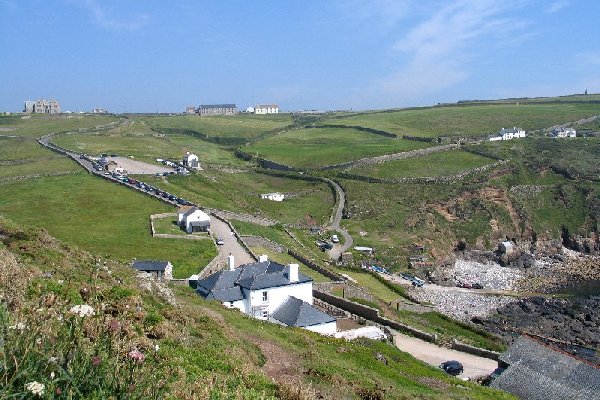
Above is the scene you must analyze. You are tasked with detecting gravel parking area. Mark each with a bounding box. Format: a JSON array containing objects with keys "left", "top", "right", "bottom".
[{"left": 109, "top": 157, "right": 173, "bottom": 175}]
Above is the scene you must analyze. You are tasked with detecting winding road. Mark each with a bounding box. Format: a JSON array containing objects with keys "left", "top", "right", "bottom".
[{"left": 323, "top": 177, "right": 353, "bottom": 260}]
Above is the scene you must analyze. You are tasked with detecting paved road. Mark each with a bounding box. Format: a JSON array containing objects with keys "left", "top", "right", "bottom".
[
  {"left": 393, "top": 332, "right": 498, "bottom": 379},
  {"left": 323, "top": 178, "right": 353, "bottom": 260},
  {"left": 210, "top": 217, "right": 255, "bottom": 268}
]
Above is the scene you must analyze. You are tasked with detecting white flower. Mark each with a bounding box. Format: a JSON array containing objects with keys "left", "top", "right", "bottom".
[
  {"left": 8, "top": 322, "right": 26, "bottom": 330},
  {"left": 48, "top": 356, "right": 58, "bottom": 363},
  {"left": 68, "top": 304, "right": 95, "bottom": 318},
  {"left": 26, "top": 381, "right": 45, "bottom": 396},
  {"left": 50, "top": 372, "right": 55, "bottom": 379},
  {"left": 57, "top": 280, "right": 64, "bottom": 285},
  {"left": 154, "top": 344, "right": 160, "bottom": 352}
]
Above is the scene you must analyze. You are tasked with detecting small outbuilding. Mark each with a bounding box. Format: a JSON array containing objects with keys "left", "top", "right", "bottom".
[
  {"left": 178, "top": 206, "right": 210, "bottom": 233},
  {"left": 132, "top": 260, "right": 173, "bottom": 280},
  {"left": 260, "top": 192, "right": 285, "bottom": 202},
  {"left": 182, "top": 152, "right": 200, "bottom": 169}
]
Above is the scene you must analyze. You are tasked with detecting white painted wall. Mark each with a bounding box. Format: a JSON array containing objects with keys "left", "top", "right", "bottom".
[{"left": 248, "top": 281, "right": 313, "bottom": 318}]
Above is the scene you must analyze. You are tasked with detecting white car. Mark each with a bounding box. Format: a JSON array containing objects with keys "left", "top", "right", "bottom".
[{"left": 331, "top": 234, "right": 340, "bottom": 243}]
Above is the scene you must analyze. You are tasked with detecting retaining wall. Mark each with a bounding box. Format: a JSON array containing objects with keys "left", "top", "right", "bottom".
[
  {"left": 313, "top": 290, "right": 437, "bottom": 343},
  {"left": 288, "top": 249, "right": 344, "bottom": 281},
  {"left": 451, "top": 339, "right": 500, "bottom": 361}
]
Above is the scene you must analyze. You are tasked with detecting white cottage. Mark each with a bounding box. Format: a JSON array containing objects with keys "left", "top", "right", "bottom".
[
  {"left": 490, "top": 127, "right": 526, "bottom": 141},
  {"left": 195, "top": 255, "right": 336, "bottom": 335},
  {"left": 254, "top": 104, "right": 279, "bottom": 114},
  {"left": 178, "top": 206, "right": 210, "bottom": 233},
  {"left": 182, "top": 152, "right": 200, "bottom": 169},
  {"left": 260, "top": 192, "right": 285, "bottom": 202},
  {"left": 551, "top": 127, "right": 576, "bottom": 138}
]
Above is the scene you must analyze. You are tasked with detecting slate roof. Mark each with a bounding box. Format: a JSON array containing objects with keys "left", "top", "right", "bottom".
[
  {"left": 491, "top": 336, "right": 600, "bottom": 400},
  {"left": 271, "top": 296, "right": 335, "bottom": 327},
  {"left": 132, "top": 260, "right": 170, "bottom": 272},
  {"left": 499, "top": 127, "right": 524, "bottom": 134},
  {"left": 196, "top": 261, "right": 311, "bottom": 302}
]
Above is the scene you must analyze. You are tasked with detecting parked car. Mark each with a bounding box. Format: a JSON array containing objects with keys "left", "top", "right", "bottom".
[
  {"left": 439, "top": 360, "right": 463, "bottom": 376},
  {"left": 471, "top": 283, "right": 483, "bottom": 289},
  {"left": 411, "top": 277, "right": 425, "bottom": 287},
  {"left": 400, "top": 273, "right": 415, "bottom": 281},
  {"left": 316, "top": 241, "right": 333, "bottom": 251},
  {"left": 216, "top": 238, "right": 225, "bottom": 245},
  {"left": 331, "top": 234, "right": 340, "bottom": 243}
]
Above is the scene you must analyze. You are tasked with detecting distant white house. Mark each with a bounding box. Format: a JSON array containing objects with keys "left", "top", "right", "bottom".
[
  {"left": 255, "top": 104, "right": 279, "bottom": 114},
  {"left": 177, "top": 206, "right": 210, "bottom": 233},
  {"left": 245, "top": 106, "right": 255, "bottom": 113},
  {"left": 490, "top": 127, "right": 526, "bottom": 141},
  {"left": 550, "top": 127, "right": 576, "bottom": 138},
  {"left": 132, "top": 260, "right": 173, "bottom": 281},
  {"left": 195, "top": 255, "right": 336, "bottom": 335},
  {"left": 182, "top": 152, "right": 200, "bottom": 169},
  {"left": 260, "top": 192, "right": 285, "bottom": 202}
]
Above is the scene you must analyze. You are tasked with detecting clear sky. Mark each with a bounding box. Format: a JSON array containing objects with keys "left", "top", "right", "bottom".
[{"left": 1, "top": 0, "right": 599, "bottom": 113}]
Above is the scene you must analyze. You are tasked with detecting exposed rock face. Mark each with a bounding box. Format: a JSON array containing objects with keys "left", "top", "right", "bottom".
[{"left": 477, "top": 296, "right": 600, "bottom": 365}]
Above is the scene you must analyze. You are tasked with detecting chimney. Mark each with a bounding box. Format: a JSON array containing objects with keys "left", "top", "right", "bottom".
[
  {"left": 228, "top": 253, "right": 235, "bottom": 271},
  {"left": 258, "top": 254, "right": 268, "bottom": 262},
  {"left": 288, "top": 263, "right": 299, "bottom": 283}
]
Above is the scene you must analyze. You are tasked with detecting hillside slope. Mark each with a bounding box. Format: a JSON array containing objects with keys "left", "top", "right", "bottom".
[{"left": 0, "top": 217, "right": 514, "bottom": 399}]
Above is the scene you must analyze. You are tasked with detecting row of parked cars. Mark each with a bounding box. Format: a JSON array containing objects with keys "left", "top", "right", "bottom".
[{"left": 400, "top": 273, "right": 425, "bottom": 287}]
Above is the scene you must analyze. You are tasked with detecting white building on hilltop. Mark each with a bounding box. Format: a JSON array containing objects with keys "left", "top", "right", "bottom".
[
  {"left": 490, "top": 127, "right": 526, "bottom": 141},
  {"left": 195, "top": 255, "right": 336, "bottom": 335},
  {"left": 182, "top": 152, "right": 200, "bottom": 169},
  {"left": 254, "top": 104, "right": 279, "bottom": 114}
]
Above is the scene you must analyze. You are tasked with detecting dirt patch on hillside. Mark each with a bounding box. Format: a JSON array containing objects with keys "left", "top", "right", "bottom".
[{"left": 250, "top": 337, "right": 303, "bottom": 385}]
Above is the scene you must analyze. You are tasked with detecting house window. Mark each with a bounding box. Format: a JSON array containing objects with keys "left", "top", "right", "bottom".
[
  {"left": 262, "top": 310, "right": 268, "bottom": 319},
  {"left": 229, "top": 301, "right": 234, "bottom": 307},
  {"left": 262, "top": 291, "right": 268, "bottom": 302}
]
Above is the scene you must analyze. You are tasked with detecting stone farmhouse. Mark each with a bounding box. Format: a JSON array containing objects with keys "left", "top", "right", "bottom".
[
  {"left": 195, "top": 255, "right": 337, "bottom": 335},
  {"left": 23, "top": 98, "right": 61, "bottom": 114},
  {"left": 132, "top": 260, "right": 173, "bottom": 280},
  {"left": 199, "top": 104, "right": 237, "bottom": 116},
  {"left": 254, "top": 104, "right": 279, "bottom": 114},
  {"left": 489, "top": 127, "right": 526, "bottom": 141},
  {"left": 177, "top": 206, "right": 211, "bottom": 233},
  {"left": 550, "top": 127, "right": 577, "bottom": 138}
]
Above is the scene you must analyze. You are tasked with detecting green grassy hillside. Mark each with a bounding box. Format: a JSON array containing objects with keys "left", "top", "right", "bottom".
[{"left": 0, "top": 219, "right": 514, "bottom": 399}]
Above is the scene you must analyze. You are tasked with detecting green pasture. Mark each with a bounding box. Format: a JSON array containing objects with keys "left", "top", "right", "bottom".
[
  {"left": 245, "top": 127, "right": 433, "bottom": 168},
  {"left": 0, "top": 114, "right": 119, "bottom": 138},
  {"left": 52, "top": 120, "right": 248, "bottom": 166},
  {"left": 0, "top": 137, "right": 55, "bottom": 161},
  {"left": 140, "top": 171, "right": 334, "bottom": 225},
  {"left": 144, "top": 114, "right": 292, "bottom": 139},
  {"left": 326, "top": 103, "right": 600, "bottom": 137},
  {"left": 0, "top": 173, "right": 216, "bottom": 278},
  {"left": 351, "top": 149, "right": 496, "bottom": 179},
  {"left": 0, "top": 157, "right": 79, "bottom": 180}
]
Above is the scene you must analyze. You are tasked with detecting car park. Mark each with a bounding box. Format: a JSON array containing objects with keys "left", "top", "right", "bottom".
[{"left": 439, "top": 360, "right": 463, "bottom": 376}]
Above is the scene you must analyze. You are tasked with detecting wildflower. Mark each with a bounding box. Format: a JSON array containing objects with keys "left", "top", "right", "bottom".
[
  {"left": 108, "top": 319, "right": 120, "bottom": 333},
  {"left": 128, "top": 349, "right": 145, "bottom": 364},
  {"left": 68, "top": 304, "right": 95, "bottom": 318},
  {"left": 55, "top": 387, "right": 62, "bottom": 395},
  {"left": 57, "top": 280, "right": 64, "bottom": 285},
  {"left": 26, "top": 381, "right": 45, "bottom": 396},
  {"left": 154, "top": 344, "right": 160, "bottom": 352},
  {"left": 91, "top": 356, "right": 102, "bottom": 366},
  {"left": 50, "top": 372, "right": 55, "bottom": 379},
  {"left": 48, "top": 356, "right": 58, "bottom": 364}
]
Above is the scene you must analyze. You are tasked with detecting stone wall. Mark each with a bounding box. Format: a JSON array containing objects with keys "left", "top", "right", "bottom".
[
  {"left": 242, "top": 235, "right": 285, "bottom": 253},
  {"left": 288, "top": 249, "right": 344, "bottom": 281}
]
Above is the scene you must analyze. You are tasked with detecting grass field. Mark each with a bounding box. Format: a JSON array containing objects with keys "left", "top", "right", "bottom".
[
  {"left": 326, "top": 103, "right": 600, "bottom": 137},
  {"left": 0, "top": 137, "right": 55, "bottom": 161},
  {"left": 0, "top": 114, "right": 119, "bottom": 138},
  {"left": 144, "top": 114, "right": 292, "bottom": 139},
  {"left": 140, "top": 170, "right": 334, "bottom": 225},
  {"left": 245, "top": 127, "right": 433, "bottom": 168},
  {"left": 52, "top": 119, "right": 250, "bottom": 166},
  {"left": 0, "top": 157, "right": 79, "bottom": 180},
  {"left": 352, "top": 149, "right": 496, "bottom": 179},
  {"left": 0, "top": 173, "right": 216, "bottom": 278}
]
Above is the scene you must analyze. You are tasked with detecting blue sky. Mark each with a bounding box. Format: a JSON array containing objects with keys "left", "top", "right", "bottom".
[{"left": 1, "top": 0, "right": 599, "bottom": 112}]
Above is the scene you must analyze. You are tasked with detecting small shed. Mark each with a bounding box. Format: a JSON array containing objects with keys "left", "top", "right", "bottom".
[
  {"left": 132, "top": 260, "right": 173, "bottom": 280},
  {"left": 499, "top": 241, "right": 515, "bottom": 254},
  {"left": 181, "top": 207, "right": 210, "bottom": 233},
  {"left": 260, "top": 192, "right": 285, "bottom": 202},
  {"left": 182, "top": 152, "right": 199, "bottom": 169}
]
